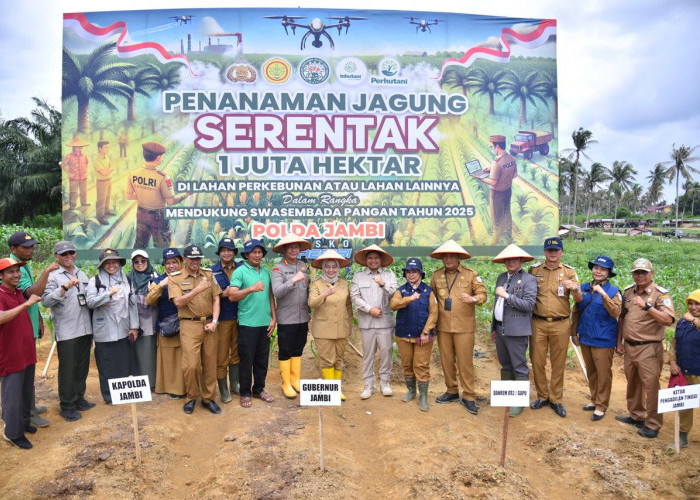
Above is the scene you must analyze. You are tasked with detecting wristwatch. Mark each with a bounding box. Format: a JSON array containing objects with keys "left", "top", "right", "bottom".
[
  {"left": 642, "top": 301, "right": 653, "bottom": 311},
  {"left": 212, "top": 319, "right": 219, "bottom": 325},
  {"left": 472, "top": 296, "right": 477, "bottom": 303},
  {"left": 61, "top": 284, "right": 69, "bottom": 291}
]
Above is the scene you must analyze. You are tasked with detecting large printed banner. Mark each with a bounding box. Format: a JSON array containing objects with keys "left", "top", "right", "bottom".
[{"left": 61, "top": 8, "right": 558, "bottom": 257}]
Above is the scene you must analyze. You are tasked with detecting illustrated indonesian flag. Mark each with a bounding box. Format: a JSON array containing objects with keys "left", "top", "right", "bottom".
[
  {"left": 63, "top": 12, "right": 199, "bottom": 77},
  {"left": 436, "top": 19, "right": 556, "bottom": 80}
]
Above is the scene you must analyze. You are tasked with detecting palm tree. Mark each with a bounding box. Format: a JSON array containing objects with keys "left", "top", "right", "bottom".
[
  {"left": 501, "top": 70, "right": 548, "bottom": 127},
  {"left": 62, "top": 42, "right": 133, "bottom": 134},
  {"left": 609, "top": 160, "right": 638, "bottom": 230},
  {"left": 540, "top": 71, "right": 558, "bottom": 122},
  {"left": 582, "top": 162, "right": 611, "bottom": 226},
  {"left": 125, "top": 67, "right": 159, "bottom": 123},
  {"left": 443, "top": 68, "right": 473, "bottom": 96},
  {"left": 0, "top": 98, "right": 62, "bottom": 222},
  {"left": 466, "top": 67, "right": 508, "bottom": 115},
  {"left": 148, "top": 63, "right": 182, "bottom": 92},
  {"left": 646, "top": 162, "right": 668, "bottom": 208},
  {"left": 561, "top": 128, "right": 597, "bottom": 226},
  {"left": 662, "top": 143, "right": 700, "bottom": 232}
]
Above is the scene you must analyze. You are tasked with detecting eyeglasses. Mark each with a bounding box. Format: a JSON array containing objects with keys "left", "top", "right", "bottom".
[
  {"left": 133, "top": 258, "right": 148, "bottom": 264},
  {"left": 58, "top": 251, "right": 76, "bottom": 256}
]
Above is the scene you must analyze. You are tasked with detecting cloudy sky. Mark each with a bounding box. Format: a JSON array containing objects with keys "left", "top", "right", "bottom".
[{"left": 2, "top": 0, "right": 698, "bottom": 203}]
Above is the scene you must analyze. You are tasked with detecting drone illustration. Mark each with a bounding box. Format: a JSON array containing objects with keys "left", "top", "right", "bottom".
[
  {"left": 170, "top": 15, "right": 194, "bottom": 25},
  {"left": 264, "top": 15, "right": 368, "bottom": 49},
  {"left": 404, "top": 16, "right": 444, "bottom": 33}
]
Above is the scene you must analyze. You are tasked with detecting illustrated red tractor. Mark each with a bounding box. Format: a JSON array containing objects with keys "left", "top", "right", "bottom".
[{"left": 509, "top": 130, "right": 553, "bottom": 160}]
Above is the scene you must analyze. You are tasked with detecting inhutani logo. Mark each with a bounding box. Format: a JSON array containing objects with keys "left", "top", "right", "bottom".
[{"left": 336, "top": 57, "right": 367, "bottom": 86}]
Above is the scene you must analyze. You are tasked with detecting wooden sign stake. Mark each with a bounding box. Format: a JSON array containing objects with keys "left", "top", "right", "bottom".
[
  {"left": 318, "top": 406, "right": 325, "bottom": 471},
  {"left": 500, "top": 406, "right": 509, "bottom": 467},
  {"left": 132, "top": 404, "right": 141, "bottom": 464}
]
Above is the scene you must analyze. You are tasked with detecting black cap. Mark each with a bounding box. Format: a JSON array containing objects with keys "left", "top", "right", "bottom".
[
  {"left": 183, "top": 245, "right": 204, "bottom": 259},
  {"left": 215, "top": 237, "right": 238, "bottom": 256},
  {"left": 8, "top": 231, "right": 37, "bottom": 248}
]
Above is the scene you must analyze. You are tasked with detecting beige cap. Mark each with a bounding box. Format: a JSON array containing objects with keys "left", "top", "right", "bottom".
[
  {"left": 631, "top": 258, "right": 654, "bottom": 272},
  {"left": 311, "top": 249, "right": 351, "bottom": 269},
  {"left": 66, "top": 136, "right": 89, "bottom": 147},
  {"left": 430, "top": 239, "right": 471, "bottom": 259},
  {"left": 272, "top": 234, "right": 312, "bottom": 253},
  {"left": 354, "top": 244, "right": 394, "bottom": 267},
  {"left": 492, "top": 244, "right": 534, "bottom": 264}
]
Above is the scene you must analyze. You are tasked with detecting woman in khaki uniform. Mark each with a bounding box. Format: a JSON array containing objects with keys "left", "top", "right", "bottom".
[
  {"left": 147, "top": 248, "right": 186, "bottom": 398},
  {"left": 308, "top": 249, "right": 352, "bottom": 400}
]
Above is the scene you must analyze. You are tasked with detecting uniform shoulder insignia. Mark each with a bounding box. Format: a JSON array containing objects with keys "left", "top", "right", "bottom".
[
  {"left": 624, "top": 284, "right": 634, "bottom": 290},
  {"left": 563, "top": 263, "right": 575, "bottom": 270},
  {"left": 170, "top": 270, "right": 182, "bottom": 276},
  {"left": 654, "top": 285, "right": 668, "bottom": 293},
  {"left": 201, "top": 267, "right": 212, "bottom": 273},
  {"left": 155, "top": 169, "right": 167, "bottom": 176},
  {"left": 530, "top": 262, "right": 542, "bottom": 269}
]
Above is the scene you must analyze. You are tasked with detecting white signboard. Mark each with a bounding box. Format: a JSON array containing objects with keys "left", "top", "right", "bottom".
[
  {"left": 299, "top": 379, "right": 341, "bottom": 406},
  {"left": 109, "top": 375, "right": 152, "bottom": 405},
  {"left": 490, "top": 381, "right": 530, "bottom": 407},
  {"left": 658, "top": 384, "right": 700, "bottom": 414}
]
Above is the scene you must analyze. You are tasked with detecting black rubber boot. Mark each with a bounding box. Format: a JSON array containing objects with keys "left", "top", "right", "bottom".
[
  {"left": 510, "top": 376, "right": 529, "bottom": 417},
  {"left": 228, "top": 364, "right": 240, "bottom": 395},
  {"left": 402, "top": 377, "right": 417, "bottom": 402},
  {"left": 218, "top": 377, "right": 232, "bottom": 404},
  {"left": 418, "top": 382, "right": 429, "bottom": 412}
]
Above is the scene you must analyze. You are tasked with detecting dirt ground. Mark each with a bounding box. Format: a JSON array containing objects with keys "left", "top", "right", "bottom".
[{"left": 2, "top": 328, "right": 699, "bottom": 499}]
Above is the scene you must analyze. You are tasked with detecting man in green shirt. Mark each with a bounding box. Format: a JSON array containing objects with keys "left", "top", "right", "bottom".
[
  {"left": 229, "top": 239, "right": 277, "bottom": 407},
  {"left": 8, "top": 231, "right": 59, "bottom": 427}
]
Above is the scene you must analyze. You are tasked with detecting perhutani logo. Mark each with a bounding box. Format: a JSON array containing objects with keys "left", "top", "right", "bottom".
[
  {"left": 336, "top": 57, "right": 367, "bottom": 86},
  {"left": 262, "top": 57, "right": 292, "bottom": 84},
  {"left": 372, "top": 57, "right": 408, "bottom": 86},
  {"left": 299, "top": 57, "right": 330, "bottom": 85}
]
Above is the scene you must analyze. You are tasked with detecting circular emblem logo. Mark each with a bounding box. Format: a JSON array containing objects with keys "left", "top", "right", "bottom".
[
  {"left": 378, "top": 57, "right": 400, "bottom": 77},
  {"left": 262, "top": 58, "right": 292, "bottom": 84},
  {"left": 335, "top": 57, "right": 367, "bottom": 86},
  {"left": 226, "top": 63, "right": 257, "bottom": 84},
  {"left": 299, "top": 57, "right": 330, "bottom": 85}
]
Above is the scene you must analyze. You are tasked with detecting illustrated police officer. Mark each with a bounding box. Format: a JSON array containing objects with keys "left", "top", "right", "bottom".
[{"left": 125, "top": 142, "right": 188, "bottom": 249}]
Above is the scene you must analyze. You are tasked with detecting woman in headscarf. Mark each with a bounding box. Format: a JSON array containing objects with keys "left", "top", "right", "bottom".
[
  {"left": 668, "top": 289, "right": 700, "bottom": 451},
  {"left": 86, "top": 249, "right": 139, "bottom": 404},
  {"left": 128, "top": 250, "right": 159, "bottom": 390},
  {"left": 571, "top": 256, "right": 622, "bottom": 421},
  {"left": 308, "top": 249, "right": 352, "bottom": 400},
  {"left": 147, "top": 248, "right": 186, "bottom": 399}
]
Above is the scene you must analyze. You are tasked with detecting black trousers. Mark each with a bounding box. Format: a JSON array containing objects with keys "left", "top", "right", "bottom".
[
  {"left": 1, "top": 365, "right": 34, "bottom": 439},
  {"left": 57, "top": 335, "right": 93, "bottom": 411},
  {"left": 237, "top": 325, "right": 270, "bottom": 397},
  {"left": 94, "top": 338, "right": 133, "bottom": 404},
  {"left": 277, "top": 323, "right": 308, "bottom": 360}
]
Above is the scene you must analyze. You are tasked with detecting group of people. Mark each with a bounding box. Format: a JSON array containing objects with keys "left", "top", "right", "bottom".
[{"left": 1, "top": 231, "right": 699, "bottom": 452}]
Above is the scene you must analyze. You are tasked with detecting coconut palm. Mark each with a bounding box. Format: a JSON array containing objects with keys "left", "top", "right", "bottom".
[
  {"left": 466, "top": 67, "right": 508, "bottom": 115},
  {"left": 443, "top": 68, "right": 473, "bottom": 96},
  {"left": 646, "top": 162, "right": 668, "bottom": 207},
  {"left": 662, "top": 143, "right": 700, "bottom": 232},
  {"left": 0, "top": 98, "right": 62, "bottom": 222},
  {"left": 62, "top": 42, "right": 133, "bottom": 134},
  {"left": 582, "top": 162, "right": 611, "bottom": 226},
  {"left": 609, "top": 160, "right": 638, "bottom": 230},
  {"left": 501, "top": 70, "right": 548, "bottom": 127},
  {"left": 561, "top": 128, "right": 597, "bottom": 226}
]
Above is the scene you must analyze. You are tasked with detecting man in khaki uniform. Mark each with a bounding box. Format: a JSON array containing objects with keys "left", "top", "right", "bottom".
[
  {"left": 429, "top": 240, "right": 487, "bottom": 415},
  {"left": 93, "top": 141, "right": 114, "bottom": 225},
  {"left": 529, "top": 237, "right": 582, "bottom": 418},
  {"left": 615, "top": 258, "right": 675, "bottom": 438},
  {"left": 168, "top": 245, "right": 222, "bottom": 415},
  {"left": 480, "top": 134, "right": 517, "bottom": 244},
  {"left": 125, "top": 142, "right": 187, "bottom": 249},
  {"left": 62, "top": 136, "right": 90, "bottom": 210}
]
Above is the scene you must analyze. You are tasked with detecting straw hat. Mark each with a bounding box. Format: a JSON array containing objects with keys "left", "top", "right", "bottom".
[
  {"left": 354, "top": 244, "right": 394, "bottom": 267},
  {"left": 311, "top": 249, "right": 351, "bottom": 269},
  {"left": 273, "top": 234, "right": 312, "bottom": 253},
  {"left": 97, "top": 248, "right": 126, "bottom": 267},
  {"left": 66, "top": 136, "right": 89, "bottom": 147},
  {"left": 492, "top": 244, "right": 534, "bottom": 264},
  {"left": 430, "top": 239, "right": 471, "bottom": 259}
]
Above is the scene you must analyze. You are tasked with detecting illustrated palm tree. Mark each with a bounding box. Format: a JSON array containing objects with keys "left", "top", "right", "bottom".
[
  {"left": 148, "top": 63, "right": 182, "bottom": 92},
  {"left": 609, "top": 160, "right": 638, "bottom": 230},
  {"left": 62, "top": 42, "right": 133, "bottom": 135},
  {"left": 125, "top": 67, "right": 159, "bottom": 123},
  {"left": 561, "top": 128, "right": 597, "bottom": 226},
  {"left": 0, "top": 98, "right": 62, "bottom": 222},
  {"left": 515, "top": 192, "right": 535, "bottom": 217},
  {"left": 466, "top": 67, "right": 508, "bottom": 115},
  {"left": 501, "top": 70, "right": 548, "bottom": 127},
  {"left": 646, "top": 162, "right": 669, "bottom": 207},
  {"left": 582, "top": 162, "right": 611, "bottom": 227},
  {"left": 540, "top": 71, "right": 558, "bottom": 122},
  {"left": 662, "top": 143, "right": 700, "bottom": 232},
  {"left": 443, "top": 68, "right": 473, "bottom": 96}
]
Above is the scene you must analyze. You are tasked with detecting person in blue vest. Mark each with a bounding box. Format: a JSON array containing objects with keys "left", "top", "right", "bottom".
[
  {"left": 210, "top": 237, "right": 241, "bottom": 404},
  {"left": 668, "top": 289, "right": 700, "bottom": 450},
  {"left": 571, "top": 256, "right": 622, "bottom": 421},
  {"left": 389, "top": 258, "right": 437, "bottom": 412}
]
